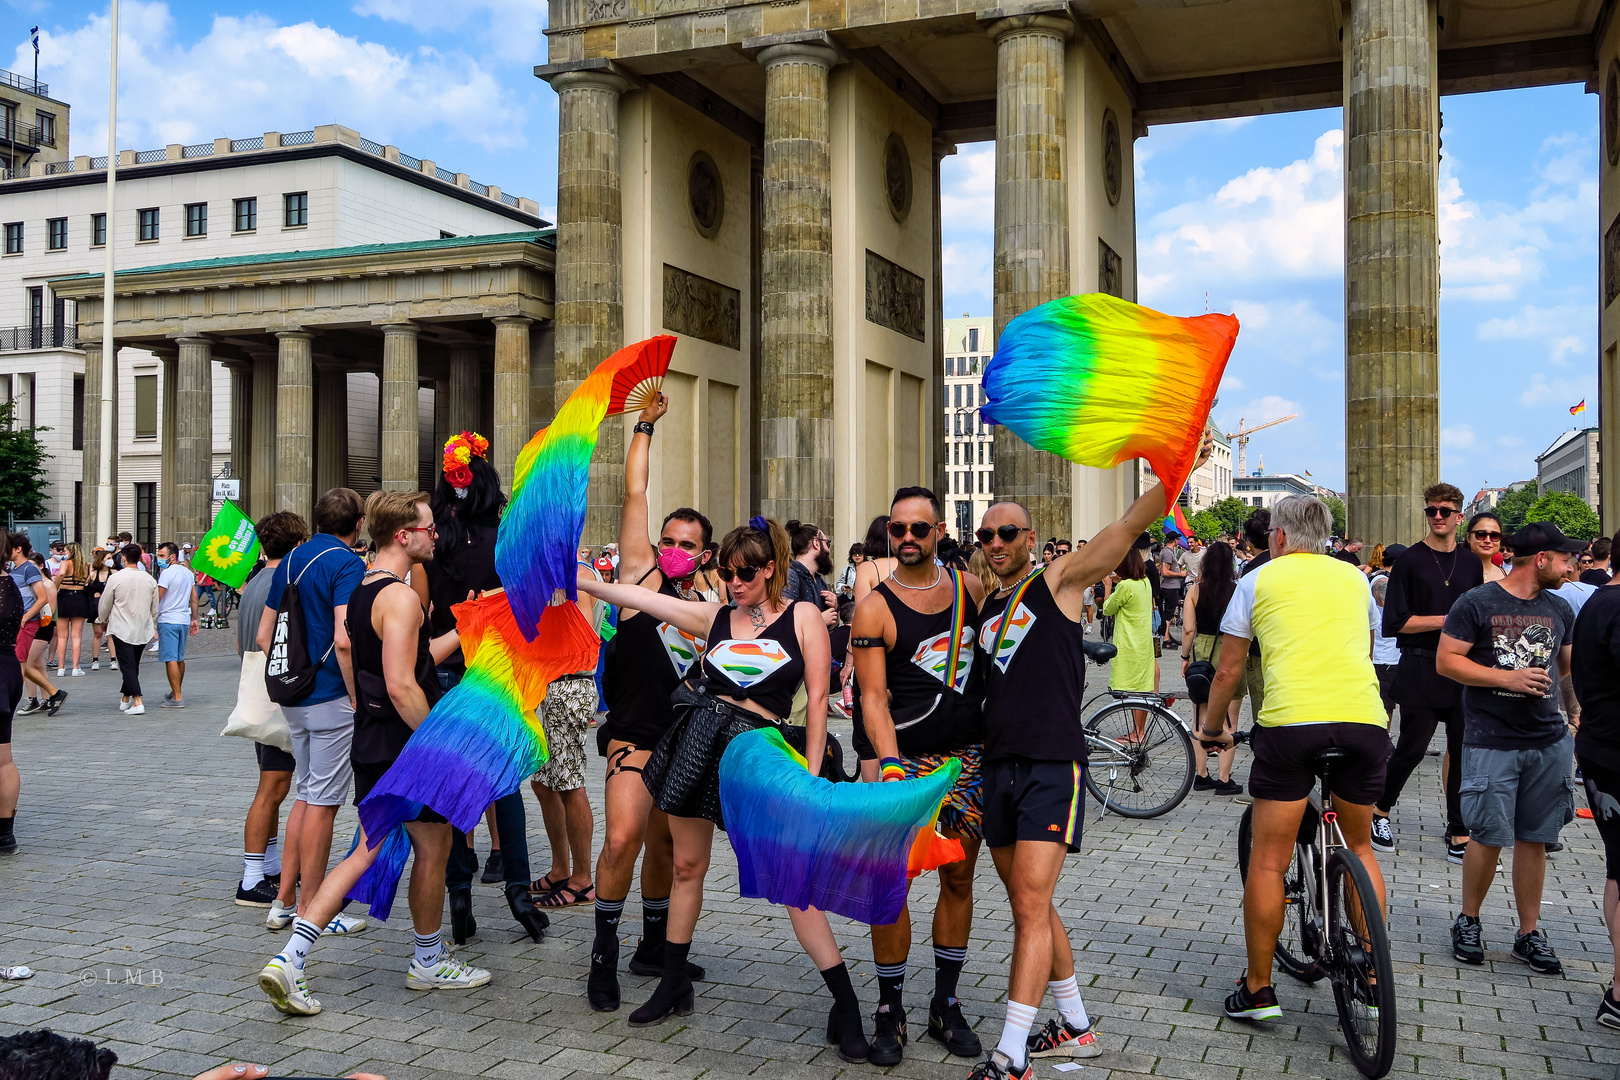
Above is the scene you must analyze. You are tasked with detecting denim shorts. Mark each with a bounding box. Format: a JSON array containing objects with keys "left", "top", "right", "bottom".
[
  {"left": 157, "top": 622, "right": 189, "bottom": 662},
  {"left": 1459, "top": 733, "right": 1575, "bottom": 847}
]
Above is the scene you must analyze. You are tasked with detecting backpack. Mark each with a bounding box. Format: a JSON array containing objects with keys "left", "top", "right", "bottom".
[{"left": 265, "top": 546, "right": 339, "bottom": 705}]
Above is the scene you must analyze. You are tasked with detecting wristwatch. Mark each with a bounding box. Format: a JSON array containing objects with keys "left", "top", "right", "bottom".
[{"left": 634, "top": 420, "right": 656, "bottom": 437}]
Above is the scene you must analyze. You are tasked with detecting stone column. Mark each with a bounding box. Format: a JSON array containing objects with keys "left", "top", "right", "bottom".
[
  {"left": 226, "top": 359, "right": 252, "bottom": 511},
  {"left": 275, "top": 331, "right": 315, "bottom": 516},
  {"left": 759, "top": 41, "right": 837, "bottom": 529},
  {"left": 159, "top": 352, "right": 178, "bottom": 542},
  {"left": 552, "top": 69, "right": 628, "bottom": 544},
  {"left": 380, "top": 323, "right": 420, "bottom": 492},
  {"left": 932, "top": 137, "right": 954, "bottom": 510},
  {"left": 530, "top": 321, "right": 556, "bottom": 430},
  {"left": 1345, "top": 0, "right": 1439, "bottom": 546},
  {"left": 249, "top": 350, "right": 278, "bottom": 521},
  {"left": 492, "top": 317, "right": 532, "bottom": 493},
  {"left": 447, "top": 343, "right": 482, "bottom": 436},
  {"left": 989, "top": 13, "right": 1073, "bottom": 544},
  {"left": 315, "top": 360, "right": 349, "bottom": 496},
  {"left": 172, "top": 337, "right": 215, "bottom": 546},
  {"left": 81, "top": 339, "right": 110, "bottom": 542}
]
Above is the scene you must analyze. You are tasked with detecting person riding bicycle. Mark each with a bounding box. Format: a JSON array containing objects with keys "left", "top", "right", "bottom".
[{"left": 1199, "top": 494, "right": 1391, "bottom": 1021}]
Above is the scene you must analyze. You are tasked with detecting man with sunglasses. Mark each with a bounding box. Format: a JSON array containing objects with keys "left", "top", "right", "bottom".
[
  {"left": 965, "top": 438, "right": 1212, "bottom": 1080},
  {"left": 851, "top": 487, "right": 990, "bottom": 1066},
  {"left": 1372, "top": 482, "right": 1482, "bottom": 861}
]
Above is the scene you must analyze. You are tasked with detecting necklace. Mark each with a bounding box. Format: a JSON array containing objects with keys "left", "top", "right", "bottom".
[
  {"left": 995, "top": 566, "right": 1038, "bottom": 599},
  {"left": 745, "top": 603, "right": 768, "bottom": 631},
  {"left": 674, "top": 579, "right": 700, "bottom": 601},
  {"left": 888, "top": 565, "right": 943, "bottom": 591},
  {"left": 1428, "top": 543, "right": 1459, "bottom": 588}
]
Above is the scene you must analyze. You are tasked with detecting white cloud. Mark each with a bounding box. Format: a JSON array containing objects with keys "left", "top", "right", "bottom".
[
  {"left": 351, "top": 0, "right": 547, "bottom": 63},
  {"left": 1442, "top": 425, "right": 1477, "bottom": 450},
  {"left": 1517, "top": 371, "right": 1592, "bottom": 409},
  {"left": 1476, "top": 304, "right": 1590, "bottom": 340},
  {"left": 24, "top": 4, "right": 528, "bottom": 157}
]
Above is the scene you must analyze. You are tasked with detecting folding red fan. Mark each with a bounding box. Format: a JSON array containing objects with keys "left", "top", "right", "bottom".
[{"left": 606, "top": 335, "right": 678, "bottom": 417}]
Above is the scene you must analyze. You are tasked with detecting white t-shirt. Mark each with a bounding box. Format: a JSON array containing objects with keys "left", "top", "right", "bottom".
[
  {"left": 1555, "top": 580, "right": 1597, "bottom": 620},
  {"left": 156, "top": 564, "right": 194, "bottom": 625}
]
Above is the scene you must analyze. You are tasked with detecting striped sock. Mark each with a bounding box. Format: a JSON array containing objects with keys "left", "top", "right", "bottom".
[
  {"left": 263, "top": 837, "right": 280, "bottom": 876},
  {"left": 642, "top": 895, "right": 670, "bottom": 949},
  {"left": 875, "top": 961, "right": 906, "bottom": 1011},
  {"left": 284, "top": 918, "right": 321, "bottom": 971},
  {"left": 241, "top": 851, "right": 265, "bottom": 890},
  {"left": 414, "top": 931, "right": 443, "bottom": 967},
  {"left": 996, "top": 1000, "right": 1040, "bottom": 1071},
  {"left": 593, "top": 897, "right": 625, "bottom": 967},
  {"left": 933, "top": 944, "right": 967, "bottom": 1004},
  {"left": 1048, "top": 976, "right": 1090, "bottom": 1030}
]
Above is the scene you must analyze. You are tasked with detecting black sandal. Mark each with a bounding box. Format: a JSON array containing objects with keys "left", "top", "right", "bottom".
[{"left": 537, "top": 882, "right": 597, "bottom": 909}]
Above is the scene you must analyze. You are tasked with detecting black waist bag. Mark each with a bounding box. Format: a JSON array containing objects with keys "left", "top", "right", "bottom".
[{"left": 1184, "top": 659, "right": 1217, "bottom": 704}]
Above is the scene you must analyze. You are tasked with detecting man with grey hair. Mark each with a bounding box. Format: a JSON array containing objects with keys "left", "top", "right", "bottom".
[{"left": 1200, "top": 494, "right": 1390, "bottom": 1023}]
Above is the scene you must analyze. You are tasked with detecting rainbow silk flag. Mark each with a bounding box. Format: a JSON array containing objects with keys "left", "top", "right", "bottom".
[
  {"left": 1164, "top": 503, "right": 1192, "bottom": 538},
  {"left": 718, "top": 728, "right": 963, "bottom": 925},
  {"left": 981, "top": 293, "right": 1238, "bottom": 511}
]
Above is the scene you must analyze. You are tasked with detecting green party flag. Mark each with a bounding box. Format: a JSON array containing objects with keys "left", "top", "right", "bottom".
[{"left": 192, "top": 501, "right": 260, "bottom": 588}]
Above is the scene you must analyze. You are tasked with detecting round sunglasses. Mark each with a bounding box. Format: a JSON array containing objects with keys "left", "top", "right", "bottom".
[
  {"left": 888, "top": 520, "right": 937, "bottom": 540},
  {"left": 717, "top": 564, "right": 766, "bottom": 583}
]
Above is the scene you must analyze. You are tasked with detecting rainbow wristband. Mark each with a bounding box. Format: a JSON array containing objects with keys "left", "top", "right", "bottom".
[{"left": 880, "top": 757, "right": 905, "bottom": 782}]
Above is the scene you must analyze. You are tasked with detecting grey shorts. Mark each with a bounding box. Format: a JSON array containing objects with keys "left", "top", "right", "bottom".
[
  {"left": 532, "top": 676, "right": 596, "bottom": 792},
  {"left": 1459, "top": 734, "right": 1575, "bottom": 847},
  {"left": 282, "top": 697, "right": 355, "bottom": 807}
]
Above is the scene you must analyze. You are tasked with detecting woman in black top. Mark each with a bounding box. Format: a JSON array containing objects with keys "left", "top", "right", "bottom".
[
  {"left": 0, "top": 526, "right": 25, "bottom": 855},
  {"left": 578, "top": 519, "right": 871, "bottom": 1057}
]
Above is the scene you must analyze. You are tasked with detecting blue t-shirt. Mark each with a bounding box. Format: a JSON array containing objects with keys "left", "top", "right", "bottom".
[
  {"left": 9, "top": 561, "right": 43, "bottom": 620},
  {"left": 264, "top": 533, "right": 366, "bottom": 706}
]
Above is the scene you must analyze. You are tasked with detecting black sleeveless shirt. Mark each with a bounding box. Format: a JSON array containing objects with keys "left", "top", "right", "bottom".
[
  {"left": 976, "top": 570, "right": 1087, "bottom": 763},
  {"left": 604, "top": 574, "right": 707, "bottom": 746},
  {"left": 348, "top": 571, "right": 444, "bottom": 766},
  {"left": 699, "top": 602, "right": 805, "bottom": 719},
  {"left": 866, "top": 574, "right": 984, "bottom": 755}
]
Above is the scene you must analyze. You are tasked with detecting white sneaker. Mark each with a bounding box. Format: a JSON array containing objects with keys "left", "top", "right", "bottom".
[
  {"left": 109, "top": 660, "right": 118, "bottom": 669},
  {"left": 118, "top": 699, "right": 129, "bottom": 712},
  {"left": 55, "top": 667, "right": 65, "bottom": 678},
  {"left": 323, "top": 912, "right": 367, "bottom": 935},
  {"left": 258, "top": 957, "right": 321, "bottom": 1016},
  {"left": 125, "top": 704, "right": 145, "bottom": 715},
  {"left": 406, "top": 953, "right": 491, "bottom": 990},
  {"left": 266, "top": 900, "right": 295, "bottom": 930},
  {"left": 70, "top": 669, "right": 84, "bottom": 677},
  {"left": 89, "top": 660, "right": 99, "bottom": 671}
]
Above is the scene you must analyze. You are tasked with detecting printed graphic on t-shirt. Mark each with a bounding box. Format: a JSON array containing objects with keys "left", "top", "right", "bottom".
[
  {"left": 910, "top": 626, "right": 977, "bottom": 692},
  {"left": 705, "top": 639, "right": 792, "bottom": 687},
  {"left": 657, "top": 622, "right": 705, "bottom": 677},
  {"left": 981, "top": 603, "right": 1036, "bottom": 674},
  {"left": 1489, "top": 614, "right": 1558, "bottom": 696}
]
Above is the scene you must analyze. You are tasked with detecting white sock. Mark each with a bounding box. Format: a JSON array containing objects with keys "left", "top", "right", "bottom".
[
  {"left": 241, "top": 851, "right": 265, "bottom": 889},
  {"left": 1049, "top": 976, "right": 1091, "bottom": 1030},
  {"left": 996, "top": 1000, "right": 1040, "bottom": 1069},
  {"left": 283, "top": 918, "right": 321, "bottom": 970},
  {"left": 414, "top": 930, "right": 443, "bottom": 967},
  {"left": 263, "top": 837, "right": 280, "bottom": 876}
]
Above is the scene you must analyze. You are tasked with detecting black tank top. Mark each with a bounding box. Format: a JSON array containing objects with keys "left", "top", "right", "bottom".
[
  {"left": 348, "top": 571, "right": 443, "bottom": 765},
  {"left": 976, "top": 569, "right": 1087, "bottom": 763},
  {"left": 869, "top": 572, "right": 984, "bottom": 755},
  {"left": 699, "top": 602, "right": 805, "bottom": 719},
  {"left": 604, "top": 573, "right": 707, "bottom": 744}
]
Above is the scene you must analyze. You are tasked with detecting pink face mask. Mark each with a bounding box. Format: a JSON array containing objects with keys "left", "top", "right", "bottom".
[{"left": 657, "top": 545, "right": 699, "bottom": 581}]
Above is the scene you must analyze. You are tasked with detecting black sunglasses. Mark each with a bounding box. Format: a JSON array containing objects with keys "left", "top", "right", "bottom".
[
  {"left": 888, "top": 520, "right": 937, "bottom": 540},
  {"left": 976, "top": 525, "right": 1031, "bottom": 545},
  {"left": 717, "top": 564, "right": 765, "bottom": 583},
  {"left": 1423, "top": 506, "right": 1458, "bottom": 518},
  {"left": 1472, "top": 530, "right": 1501, "bottom": 541}
]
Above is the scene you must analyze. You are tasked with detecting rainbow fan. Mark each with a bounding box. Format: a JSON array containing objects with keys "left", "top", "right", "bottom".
[
  {"left": 718, "top": 727, "right": 963, "bottom": 925},
  {"left": 497, "top": 335, "right": 677, "bottom": 640},
  {"left": 981, "top": 293, "right": 1238, "bottom": 512},
  {"left": 348, "top": 592, "right": 599, "bottom": 919},
  {"left": 1164, "top": 503, "right": 1192, "bottom": 539}
]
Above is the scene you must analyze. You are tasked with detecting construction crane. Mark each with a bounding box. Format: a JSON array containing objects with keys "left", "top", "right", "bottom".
[{"left": 1228, "top": 415, "right": 1298, "bottom": 477}]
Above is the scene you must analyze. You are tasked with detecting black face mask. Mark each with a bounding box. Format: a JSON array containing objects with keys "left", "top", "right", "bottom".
[{"left": 814, "top": 550, "right": 834, "bottom": 577}]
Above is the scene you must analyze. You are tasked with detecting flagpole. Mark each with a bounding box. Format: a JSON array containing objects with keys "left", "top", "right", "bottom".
[{"left": 95, "top": 1, "right": 118, "bottom": 542}]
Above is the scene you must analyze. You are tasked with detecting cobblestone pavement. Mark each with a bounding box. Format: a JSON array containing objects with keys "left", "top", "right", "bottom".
[{"left": 2, "top": 646, "right": 1618, "bottom": 1080}]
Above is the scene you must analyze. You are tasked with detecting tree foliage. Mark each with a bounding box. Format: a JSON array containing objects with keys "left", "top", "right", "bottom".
[
  {"left": 1493, "top": 487, "right": 1539, "bottom": 531},
  {"left": 1208, "top": 496, "right": 1254, "bottom": 537},
  {"left": 1526, "top": 491, "right": 1602, "bottom": 541},
  {"left": 1189, "top": 510, "right": 1222, "bottom": 542},
  {"left": 1322, "top": 496, "right": 1347, "bottom": 537},
  {"left": 0, "top": 400, "right": 49, "bottom": 522}
]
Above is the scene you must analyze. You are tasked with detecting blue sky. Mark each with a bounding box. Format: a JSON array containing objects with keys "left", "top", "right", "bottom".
[{"left": 16, "top": 4, "right": 1600, "bottom": 500}]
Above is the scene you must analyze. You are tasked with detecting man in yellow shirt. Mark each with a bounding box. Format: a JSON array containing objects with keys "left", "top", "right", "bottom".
[{"left": 1200, "top": 494, "right": 1390, "bottom": 1022}]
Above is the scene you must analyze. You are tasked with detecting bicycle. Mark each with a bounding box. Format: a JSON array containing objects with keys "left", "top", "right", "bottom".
[
  {"left": 1229, "top": 730, "right": 1397, "bottom": 1079},
  {"left": 1077, "top": 640, "right": 1196, "bottom": 818}
]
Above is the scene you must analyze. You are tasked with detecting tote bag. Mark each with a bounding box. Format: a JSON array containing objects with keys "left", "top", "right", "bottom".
[{"left": 222, "top": 650, "right": 292, "bottom": 752}]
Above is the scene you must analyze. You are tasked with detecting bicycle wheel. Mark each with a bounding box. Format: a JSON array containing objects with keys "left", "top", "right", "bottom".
[
  {"left": 1083, "top": 702, "right": 1195, "bottom": 818},
  {"left": 1324, "top": 848, "right": 1397, "bottom": 1079},
  {"left": 1236, "top": 805, "right": 1326, "bottom": 983}
]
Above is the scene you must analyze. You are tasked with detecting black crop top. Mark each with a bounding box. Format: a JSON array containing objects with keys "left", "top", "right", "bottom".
[{"left": 698, "top": 602, "right": 805, "bottom": 719}]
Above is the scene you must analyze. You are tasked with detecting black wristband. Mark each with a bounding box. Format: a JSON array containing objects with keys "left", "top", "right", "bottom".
[{"left": 634, "top": 420, "right": 656, "bottom": 437}]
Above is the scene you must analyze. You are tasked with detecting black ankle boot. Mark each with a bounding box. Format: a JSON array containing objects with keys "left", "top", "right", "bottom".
[
  {"left": 630, "top": 938, "right": 709, "bottom": 981},
  {"left": 588, "top": 957, "right": 621, "bottom": 1012},
  {"left": 448, "top": 887, "right": 476, "bottom": 945},
  {"left": 826, "top": 1000, "right": 871, "bottom": 1063},
  {"left": 506, "top": 881, "right": 548, "bottom": 943},
  {"left": 628, "top": 941, "right": 695, "bottom": 1027}
]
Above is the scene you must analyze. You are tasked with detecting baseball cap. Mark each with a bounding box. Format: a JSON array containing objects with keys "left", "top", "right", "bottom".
[
  {"left": 1505, "top": 521, "right": 1585, "bottom": 556},
  {"left": 1383, "top": 543, "right": 1408, "bottom": 562}
]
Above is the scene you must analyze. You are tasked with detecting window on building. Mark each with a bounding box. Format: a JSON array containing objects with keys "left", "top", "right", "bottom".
[
  {"left": 26, "top": 287, "right": 42, "bottom": 330},
  {"left": 979, "top": 472, "right": 986, "bottom": 494},
  {"left": 987, "top": 442, "right": 994, "bottom": 464},
  {"left": 137, "top": 207, "right": 159, "bottom": 242},
  {"left": 945, "top": 357, "right": 954, "bottom": 376},
  {"left": 953, "top": 414, "right": 962, "bottom": 436},
  {"left": 977, "top": 443, "right": 984, "bottom": 465},
  {"left": 91, "top": 213, "right": 106, "bottom": 247},
  {"left": 953, "top": 384, "right": 962, "bottom": 408},
  {"left": 185, "top": 202, "right": 207, "bottom": 237},
  {"left": 72, "top": 374, "right": 83, "bottom": 451},
  {"left": 942, "top": 383, "right": 949, "bottom": 407},
  {"left": 134, "top": 483, "right": 155, "bottom": 549},
  {"left": 968, "top": 328, "right": 979, "bottom": 352},
  {"left": 284, "top": 191, "right": 308, "bottom": 227},
  {"left": 0, "top": 102, "right": 14, "bottom": 143},
  {"left": 234, "top": 197, "right": 257, "bottom": 232},
  {"left": 73, "top": 481, "right": 81, "bottom": 544},
  {"left": 979, "top": 385, "right": 987, "bottom": 405},
  {"left": 134, "top": 374, "right": 158, "bottom": 439},
  {"left": 46, "top": 217, "right": 65, "bottom": 251},
  {"left": 35, "top": 112, "right": 54, "bottom": 146},
  {"left": 3, "top": 222, "right": 21, "bottom": 254}
]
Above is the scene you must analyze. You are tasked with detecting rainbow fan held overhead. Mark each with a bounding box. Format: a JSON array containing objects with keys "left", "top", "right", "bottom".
[{"left": 981, "top": 293, "right": 1238, "bottom": 512}]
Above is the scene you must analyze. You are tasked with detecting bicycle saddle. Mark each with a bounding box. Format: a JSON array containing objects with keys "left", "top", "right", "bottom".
[
  {"left": 1312, "top": 747, "right": 1350, "bottom": 771},
  {"left": 1082, "top": 640, "right": 1117, "bottom": 664}
]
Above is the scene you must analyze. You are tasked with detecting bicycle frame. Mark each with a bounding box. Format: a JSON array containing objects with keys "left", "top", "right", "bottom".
[{"left": 1298, "top": 770, "right": 1352, "bottom": 968}]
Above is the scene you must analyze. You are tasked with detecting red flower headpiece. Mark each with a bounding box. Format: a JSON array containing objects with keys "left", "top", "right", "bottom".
[{"left": 442, "top": 430, "right": 489, "bottom": 489}]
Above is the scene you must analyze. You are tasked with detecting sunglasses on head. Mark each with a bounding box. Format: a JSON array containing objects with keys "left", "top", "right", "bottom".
[
  {"left": 976, "top": 524, "right": 1031, "bottom": 545},
  {"left": 1472, "top": 530, "right": 1501, "bottom": 541},
  {"left": 1424, "top": 506, "right": 1458, "bottom": 519},
  {"left": 717, "top": 564, "right": 765, "bottom": 583},
  {"left": 888, "top": 520, "right": 937, "bottom": 540}
]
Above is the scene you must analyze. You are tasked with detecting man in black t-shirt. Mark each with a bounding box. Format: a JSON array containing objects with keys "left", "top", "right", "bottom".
[
  {"left": 1582, "top": 537, "right": 1613, "bottom": 586},
  {"left": 1438, "top": 522, "right": 1578, "bottom": 975}
]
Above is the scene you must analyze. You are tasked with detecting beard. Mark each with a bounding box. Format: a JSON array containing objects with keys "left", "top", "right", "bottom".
[
  {"left": 896, "top": 543, "right": 931, "bottom": 567},
  {"left": 815, "top": 550, "right": 834, "bottom": 576}
]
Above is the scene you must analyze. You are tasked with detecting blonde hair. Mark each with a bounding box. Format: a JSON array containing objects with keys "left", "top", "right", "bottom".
[
  {"left": 63, "top": 543, "right": 87, "bottom": 583},
  {"left": 718, "top": 517, "right": 793, "bottom": 607},
  {"left": 365, "top": 490, "right": 429, "bottom": 549}
]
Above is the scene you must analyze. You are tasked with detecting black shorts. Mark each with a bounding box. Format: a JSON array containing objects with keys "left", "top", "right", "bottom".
[
  {"left": 352, "top": 759, "right": 448, "bottom": 824},
  {"left": 255, "top": 741, "right": 296, "bottom": 773},
  {"left": 983, "top": 756, "right": 1083, "bottom": 853},
  {"left": 35, "top": 621, "right": 53, "bottom": 644},
  {"left": 1374, "top": 664, "right": 1398, "bottom": 714},
  {"left": 1580, "top": 755, "right": 1620, "bottom": 881},
  {"left": 1248, "top": 723, "right": 1392, "bottom": 804}
]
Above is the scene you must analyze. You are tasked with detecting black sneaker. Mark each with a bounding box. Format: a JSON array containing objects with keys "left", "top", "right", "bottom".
[
  {"left": 1546, "top": 841, "right": 1565, "bottom": 854},
  {"left": 1452, "top": 914, "right": 1484, "bottom": 965},
  {"left": 1026, "top": 1017, "right": 1100, "bottom": 1058},
  {"left": 480, "top": 850, "right": 504, "bottom": 884},
  {"left": 1215, "top": 779, "right": 1243, "bottom": 796},
  {"left": 869, "top": 1006, "right": 906, "bottom": 1066},
  {"left": 1447, "top": 838, "right": 1468, "bottom": 864},
  {"left": 235, "top": 879, "right": 280, "bottom": 907},
  {"left": 0, "top": 835, "right": 15, "bottom": 856},
  {"left": 926, "top": 997, "right": 981, "bottom": 1057},
  {"left": 1193, "top": 774, "right": 1217, "bottom": 791},
  {"left": 967, "top": 1051, "right": 1031, "bottom": 1080},
  {"left": 1597, "top": 987, "right": 1620, "bottom": 1030},
  {"left": 1223, "top": 978, "right": 1282, "bottom": 1020},
  {"left": 1510, "top": 929, "right": 1562, "bottom": 974},
  {"left": 45, "top": 690, "right": 66, "bottom": 716},
  {"left": 16, "top": 699, "right": 39, "bottom": 715},
  {"left": 1370, "top": 816, "right": 1395, "bottom": 853}
]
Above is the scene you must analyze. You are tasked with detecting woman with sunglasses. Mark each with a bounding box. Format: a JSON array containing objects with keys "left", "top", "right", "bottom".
[
  {"left": 575, "top": 517, "right": 863, "bottom": 1048},
  {"left": 1466, "top": 512, "right": 1506, "bottom": 584}
]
